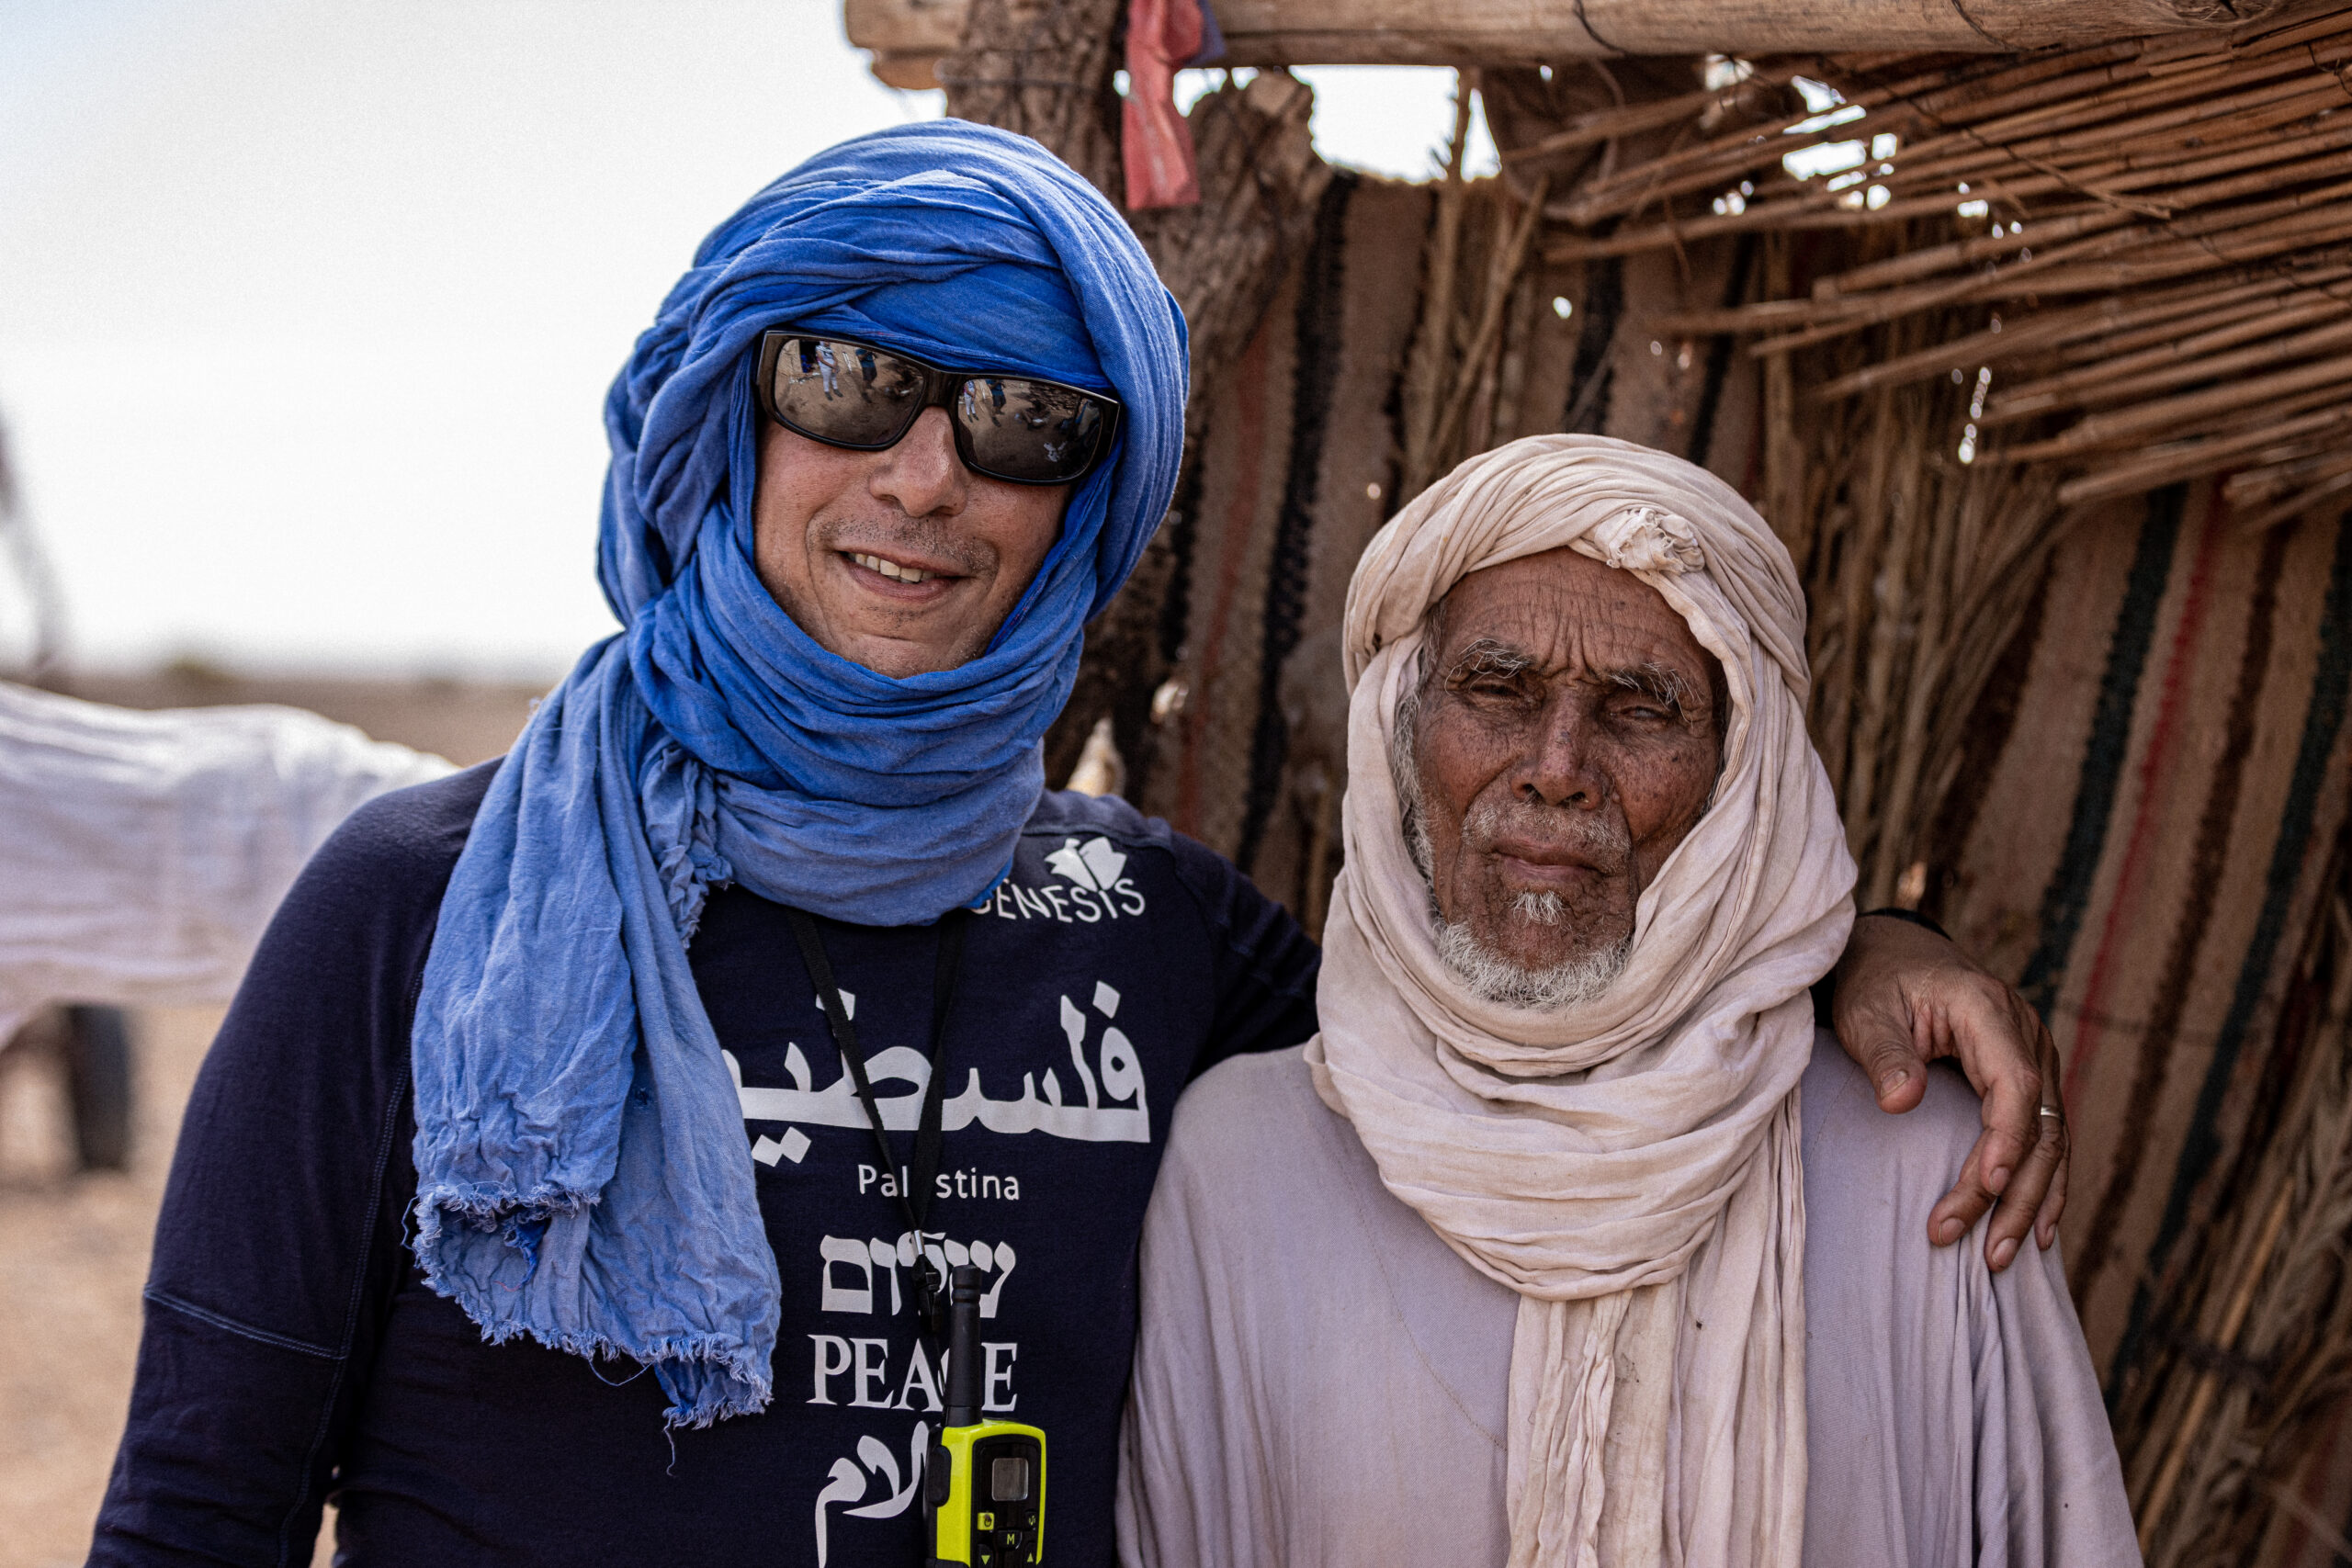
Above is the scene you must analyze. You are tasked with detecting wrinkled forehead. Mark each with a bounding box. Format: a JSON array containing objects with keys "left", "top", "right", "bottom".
[{"left": 1425, "top": 547, "right": 1715, "bottom": 683}]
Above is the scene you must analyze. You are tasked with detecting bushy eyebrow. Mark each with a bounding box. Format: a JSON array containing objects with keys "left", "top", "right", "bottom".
[
  {"left": 1435, "top": 637, "right": 1713, "bottom": 726},
  {"left": 1607, "top": 660, "right": 1702, "bottom": 717},
  {"left": 1442, "top": 637, "right": 1534, "bottom": 684}
]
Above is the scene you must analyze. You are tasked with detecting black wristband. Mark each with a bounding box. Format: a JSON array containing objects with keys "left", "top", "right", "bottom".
[
  {"left": 1814, "top": 908, "right": 1953, "bottom": 1028},
  {"left": 1857, "top": 906, "right": 1950, "bottom": 942}
]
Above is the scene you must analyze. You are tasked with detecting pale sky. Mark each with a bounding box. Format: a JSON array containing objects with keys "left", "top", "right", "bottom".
[{"left": 0, "top": 0, "right": 1493, "bottom": 678}]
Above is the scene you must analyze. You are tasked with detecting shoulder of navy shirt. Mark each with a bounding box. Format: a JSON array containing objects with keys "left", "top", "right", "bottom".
[{"left": 91, "top": 760, "right": 1321, "bottom": 1568}]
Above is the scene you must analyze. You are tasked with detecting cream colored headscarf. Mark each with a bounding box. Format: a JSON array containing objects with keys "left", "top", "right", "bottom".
[{"left": 1305, "top": 434, "right": 1855, "bottom": 1567}]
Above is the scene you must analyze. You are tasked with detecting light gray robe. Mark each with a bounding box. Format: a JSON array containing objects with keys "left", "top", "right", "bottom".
[{"left": 1118, "top": 1034, "right": 2139, "bottom": 1568}]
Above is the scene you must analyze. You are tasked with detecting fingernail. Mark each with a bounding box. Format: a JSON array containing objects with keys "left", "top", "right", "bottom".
[
  {"left": 1938, "top": 1219, "right": 1963, "bottom": 1245},
  {"left": 1878, "top": 1067, "right": 1910, "bottom": 1096},
  {"left": 1993, "top": 1237, "right": 2018, "bottom": 1269},
  {"left": 1988, "top": 1165, "right": 2011, "bottom": 1194}
]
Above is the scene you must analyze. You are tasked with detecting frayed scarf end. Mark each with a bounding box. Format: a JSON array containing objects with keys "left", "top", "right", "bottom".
[
  {"left": 413, "top": 1227, "right": 775, "bottom": 1428},
  {"left": 659, "top": 1359, "right": 777, "bottom": 1429},
  {"left": 413, "top": 1182, "right": 595, "bottom": 1276}
]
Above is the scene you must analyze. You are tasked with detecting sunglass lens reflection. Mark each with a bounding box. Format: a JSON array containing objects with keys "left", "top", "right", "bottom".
[
  {"left": 769, "top": 337, "right": 924, "bottom": 447},
  {"left": 956, "top": 377, "right": 1107, "bottom": 483}
]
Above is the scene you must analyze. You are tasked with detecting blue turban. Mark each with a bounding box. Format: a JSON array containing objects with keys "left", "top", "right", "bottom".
[{"left": 404, "top": 122, "right": 1187, "bottom": 1427}]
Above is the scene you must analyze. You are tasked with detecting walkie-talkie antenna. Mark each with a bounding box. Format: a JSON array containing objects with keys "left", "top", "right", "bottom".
[
  {"left": 944, "top": 1265, "right": 982, "bottom": 1429},
  {"left": 928, "top": 1262, "right": 1045, "bottom": 1565}
]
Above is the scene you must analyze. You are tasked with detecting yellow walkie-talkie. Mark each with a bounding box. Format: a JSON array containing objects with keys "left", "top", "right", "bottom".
[{"left": 926, "top": 1265, "right": 1045, "bottom": 1566}]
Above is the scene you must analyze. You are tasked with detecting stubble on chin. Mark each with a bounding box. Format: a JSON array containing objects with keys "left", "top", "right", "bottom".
[{"left": 778, "top": 512, "right": 1006, "bottom": 671}]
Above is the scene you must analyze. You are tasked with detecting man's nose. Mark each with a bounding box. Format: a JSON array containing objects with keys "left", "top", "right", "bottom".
[
  {"left": 869, "top": 408, "right": 967, "bottom": 516},
  {"left": 1514, "top": 698, "right": 1607, "bottom": 810}
]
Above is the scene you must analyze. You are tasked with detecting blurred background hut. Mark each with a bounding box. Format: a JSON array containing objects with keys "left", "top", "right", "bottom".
[{"left": 849, "top": 0, "right": 2352, "bottom": 1559}]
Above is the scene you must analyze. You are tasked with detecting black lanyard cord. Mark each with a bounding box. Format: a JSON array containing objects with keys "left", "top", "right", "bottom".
[{"left": 784, "top": 907, "right": 968, "bottom": 1337}]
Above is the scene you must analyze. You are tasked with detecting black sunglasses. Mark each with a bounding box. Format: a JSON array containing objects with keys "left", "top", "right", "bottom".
[{"left": 754, "top": 331, "right": 1121, "bottom": 488}]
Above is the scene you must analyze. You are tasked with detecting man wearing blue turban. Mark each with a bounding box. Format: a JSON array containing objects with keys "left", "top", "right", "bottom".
[{"left": 91, "top": 123, "right": 2066, "bottom": 1567}]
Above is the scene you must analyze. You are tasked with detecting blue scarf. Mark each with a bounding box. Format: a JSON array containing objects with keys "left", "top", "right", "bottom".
[{"left": 407, "top": 122, "right": 1187, "bottom": 1427}]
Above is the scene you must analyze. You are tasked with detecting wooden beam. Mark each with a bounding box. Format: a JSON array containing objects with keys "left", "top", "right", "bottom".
[
  {"left": 846, "top": 0, "right": 2274, "bottom": 76},
  {"left": 1208, "top": 0, "right": 2278, "bottom": 62}
]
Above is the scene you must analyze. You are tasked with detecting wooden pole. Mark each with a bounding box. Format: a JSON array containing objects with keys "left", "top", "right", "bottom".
[
  {"left": 1400, "top": 80, "right": 1477, "bottom": 502},
  {"left": 1208, "top": 0, "right": 2279, "bottom": 61},
  {"left": 854, "top": 0, "right": 2278, "bottom": 76},
  {"left": 1428, "top": 173, "right": 1555, "bottom": 473}
]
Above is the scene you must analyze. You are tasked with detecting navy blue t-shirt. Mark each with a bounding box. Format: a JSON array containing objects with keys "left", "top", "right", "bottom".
[{"left": 89, "top": 762, "right": 1319, "bottom": 1568}]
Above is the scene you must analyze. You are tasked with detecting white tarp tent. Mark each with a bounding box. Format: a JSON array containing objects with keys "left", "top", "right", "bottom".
[{"left": 0, "top": 681, "right": 452, "bottom": 1043}]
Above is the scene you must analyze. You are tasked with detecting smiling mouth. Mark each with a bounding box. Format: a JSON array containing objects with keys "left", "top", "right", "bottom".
[{"left": 844, "top": 550, "right": 948, "bottom": 586}]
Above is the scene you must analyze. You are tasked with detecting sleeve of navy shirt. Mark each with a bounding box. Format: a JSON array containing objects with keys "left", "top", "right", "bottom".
[
  {"left": 87, "top": 773, "right": 1320, "bottom": 1568},
  {"left": 88, "top": 761, "right": 497, "bottom": 1568}
]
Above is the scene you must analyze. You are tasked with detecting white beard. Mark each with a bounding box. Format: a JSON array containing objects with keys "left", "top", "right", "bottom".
[
  {"left": 1432, "top": 903, "right": 1631, "bottom": 1010},
  {"left": 1408, "top": 804, "right": 1632, "bottom": 1010}
]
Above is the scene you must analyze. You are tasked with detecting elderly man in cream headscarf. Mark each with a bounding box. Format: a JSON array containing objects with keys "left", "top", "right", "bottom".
[{"left": 1117, "top": 436, "right": 2135, "bottom": 1568}]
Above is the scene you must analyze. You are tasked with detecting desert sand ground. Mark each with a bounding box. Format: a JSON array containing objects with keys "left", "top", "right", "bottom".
[
  {"left": 3, "top": 1003, "right": 236, "bottom": 1567},
  {"left": 1, "top": 672, "right": 538, "bottom": 1568}
]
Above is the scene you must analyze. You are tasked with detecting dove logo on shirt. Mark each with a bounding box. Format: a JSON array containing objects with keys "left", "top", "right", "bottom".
[{"left": 981, "top": 834, "right": 1147, "bottom": 923}]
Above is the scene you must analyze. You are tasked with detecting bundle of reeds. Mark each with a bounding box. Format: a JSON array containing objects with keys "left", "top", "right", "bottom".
[
  {"left": 2116, "top": 872, "right": 2352, "bottom": 1566},
  {"left": 1399, "top": 84, "right": 1562, "bottom": 499},
  {"left": 1748, "top": 278, "right": 2064, "bottom": 908},
  {"left": 1541, "top": 0, "right": 2352, "bottom": 523},
  {"left": 1484, "top": 2, "right": 2352, "bottom": 901}
]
